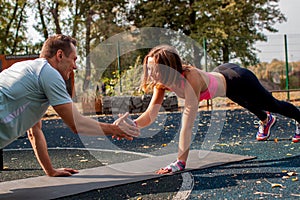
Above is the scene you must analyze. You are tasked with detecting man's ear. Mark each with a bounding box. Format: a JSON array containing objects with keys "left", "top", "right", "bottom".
[{"left": 57, "top": 49, "right": 63, "bottom": 60}]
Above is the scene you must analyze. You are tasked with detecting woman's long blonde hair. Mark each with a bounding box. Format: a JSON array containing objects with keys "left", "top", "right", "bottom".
[{"left": 141, "top": 44, "right": 190, "bottom": 93}]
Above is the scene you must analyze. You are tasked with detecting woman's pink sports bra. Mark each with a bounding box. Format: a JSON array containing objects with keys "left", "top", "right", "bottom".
[
  {"left": 199, "top": 73, "right": 218, "bottom": 100},
  {"left": 179, "top": 72, "right": 218, "bottom": 101}
]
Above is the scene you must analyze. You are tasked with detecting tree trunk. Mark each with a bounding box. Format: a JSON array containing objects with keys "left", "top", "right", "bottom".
[
  {"left": 37, "top": 0, "right": 48, "bottom": 40},
  {"left": 5, "top": 1, "right": 18, "bottom": 38},
  {"left": 83, "top": 9, "right": 92, "bottom": 91},
  {"left": 222, "top": 43, "right": 230, "bottom": 63},
  {"left": 50, "top": 1, "right": 62, "bottom": 34},
  {"left": 71, "top": 0, "right": 80, "bottom": 39},
  {"left": 12, "top": 2, "right": 27, "bottom": 54},
  {"left": 1, "top": 1, "right": 19, "bottom": 54}
]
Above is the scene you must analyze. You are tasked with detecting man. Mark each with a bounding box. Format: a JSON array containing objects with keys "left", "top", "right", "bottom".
[{"left": 0, "top": 34, "right": 139, "bottom": 176}]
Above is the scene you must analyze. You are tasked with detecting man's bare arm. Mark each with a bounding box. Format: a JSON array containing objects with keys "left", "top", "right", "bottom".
[{"left": 27, "top": 121, "right": 78, "bottom": 176}]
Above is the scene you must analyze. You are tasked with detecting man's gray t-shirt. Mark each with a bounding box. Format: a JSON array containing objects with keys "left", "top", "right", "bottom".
[{"left": 0, "top": 58, "right": 72, "bottom": 148}]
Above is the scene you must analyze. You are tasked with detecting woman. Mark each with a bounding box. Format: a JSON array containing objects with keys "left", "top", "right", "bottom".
[{"left": 130, "top": 44, "right": 300, "bottom": 174}]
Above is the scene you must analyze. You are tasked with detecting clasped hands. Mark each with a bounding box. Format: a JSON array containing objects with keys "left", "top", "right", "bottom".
[{"left": 112, "top": 112, "right": 140, "bottom": 140}]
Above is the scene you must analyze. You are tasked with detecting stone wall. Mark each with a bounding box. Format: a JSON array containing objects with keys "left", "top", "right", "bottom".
[{"left": 83, "top": 95, "right": 178, "bottom": 115}]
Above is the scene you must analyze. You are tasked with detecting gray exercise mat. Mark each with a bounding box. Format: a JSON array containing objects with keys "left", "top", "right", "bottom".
[{"left": 0, "top": 150, "right": 255, "bottom": 200}]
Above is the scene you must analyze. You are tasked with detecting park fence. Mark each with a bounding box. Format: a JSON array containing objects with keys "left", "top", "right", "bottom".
[
  {"left": 255, "top": 34, "right": 300, "bottom": 64},
  {"left": 79, "top": 33, "right": 300, "bottom": 115}
]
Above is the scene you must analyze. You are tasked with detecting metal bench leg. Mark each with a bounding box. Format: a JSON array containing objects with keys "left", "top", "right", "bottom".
[{"left": 0, "top": 149, "right": 3, "bottom": 170}]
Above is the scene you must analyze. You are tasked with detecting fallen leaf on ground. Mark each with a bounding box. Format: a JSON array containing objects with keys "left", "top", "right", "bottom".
[
  {"left": 282, "top": 176, "right": 290, "bottom": 179},
  {"left": 271, "top": 183, "right": 286, "bottom": 188},
  {"left": 292, "top": 177, "right": 298, "bottom": 182},
  {"left": 218, "top": 143, "right": 229, "bottom": 146},
  {"left": 264, "top": 178, "right": 286, "bottom": 188},
  {"left": 287, "top": 171, "right": 297, "bottom": 176},
  {"left": 254, "top": 191, "right": 281, "bottom": 197}
]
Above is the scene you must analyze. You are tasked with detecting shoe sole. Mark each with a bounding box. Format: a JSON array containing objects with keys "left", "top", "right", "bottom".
[
  {"left": 256, "top": 116, "right": 276, "bottom": 141},
  {"left": 292, "top": 138, "right": 300, "bottom": 143},
  {"left": 257, "top": 137, "right": 269, "bottom": 141}
]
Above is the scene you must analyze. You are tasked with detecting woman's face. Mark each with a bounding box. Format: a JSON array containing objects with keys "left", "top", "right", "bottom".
[
  {"left": 146, "top": 56, "right": 170, "bottom": 86},
  {"left": 147, "top": 56, "right": 156, "bottom": 80}
]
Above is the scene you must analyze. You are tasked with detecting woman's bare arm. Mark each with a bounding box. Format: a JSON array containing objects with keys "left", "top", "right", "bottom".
[{"left": 135, "top": 87, "right": 165, "bottom": 128}]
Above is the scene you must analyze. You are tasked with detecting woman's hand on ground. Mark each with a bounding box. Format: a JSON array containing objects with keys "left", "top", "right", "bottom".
[{"left": 156, "top": 168, "right": 172, "bottom": 174}]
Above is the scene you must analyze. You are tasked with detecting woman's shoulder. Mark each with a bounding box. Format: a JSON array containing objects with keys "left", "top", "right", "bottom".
[{"left": 183, "top": 66, "right": 203, "bottom": 77}]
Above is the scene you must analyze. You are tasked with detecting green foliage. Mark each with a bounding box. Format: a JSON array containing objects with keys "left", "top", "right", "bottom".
[
  {"left": 0, "top": 0, "right": 293, "bottom": 95},
  {"left": 0, "top": 0, "right": 31, "bottom": 54},
  {"left": 193, "top": 0, "right": 286, "bottom": 65},
  {"left": 114, "top": 55, "right": 144, "bottom": 96},
  {"left": 127, "top": 0, "right": 286, "bottom": 66}
]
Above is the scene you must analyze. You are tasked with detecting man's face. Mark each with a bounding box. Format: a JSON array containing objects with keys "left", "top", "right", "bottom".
[{"left": 58, "top": 43, "right": 77, "bottom": 80}]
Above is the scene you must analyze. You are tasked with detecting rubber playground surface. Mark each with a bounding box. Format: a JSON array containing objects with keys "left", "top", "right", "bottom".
[{"left": 1, "top": 108, "right": 300, "bottom": 199}]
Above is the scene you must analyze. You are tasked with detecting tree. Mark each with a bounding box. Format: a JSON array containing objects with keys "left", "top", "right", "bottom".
[
  {"left": 0, "top": 0, "right": 29, "bottom": 54},
  {"left": 30, "top": 0, "right": 127, "bottom": 91},
  {"left": 79, "top": 0, "right": 126, "bottom": 90},
  {"left": 32, "top": 0, "right": 70, "bottom": 40},
  {"left": 127, "top": 0, "right": 204, "bottom": 68},
  {"left": 193, "top": 0, "right": 286, "bottom": 65},
  {"left": 126, "top": 0, "right": 286, "bottom": 66}
]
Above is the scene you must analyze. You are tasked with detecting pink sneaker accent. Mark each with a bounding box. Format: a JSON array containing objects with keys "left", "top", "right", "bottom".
[
  {"left": 163, "top": 160, "right": 186, "bottom": 173},
  {"left": 292, "top": 134, "right": 300, "bottom": 143},
  {"left": 256, "top": 114, "right": 276, "bottom": 141},
  {"left": 292, "top": 122, "right": 300, "bottom": 143}
]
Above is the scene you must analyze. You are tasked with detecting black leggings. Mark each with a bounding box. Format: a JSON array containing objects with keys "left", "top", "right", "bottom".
[{"left": 214, "top": 63, "right": 300, "bottom": 123}]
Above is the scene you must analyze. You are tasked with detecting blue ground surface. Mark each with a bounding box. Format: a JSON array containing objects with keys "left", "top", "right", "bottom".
[{"left": 3, "top": 109, "right": 300, "bottom": 199}]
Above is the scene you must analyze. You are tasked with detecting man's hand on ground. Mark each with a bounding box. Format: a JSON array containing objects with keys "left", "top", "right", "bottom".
[{"left": 47, "top": 168, "right": 79, "bottom": 177}]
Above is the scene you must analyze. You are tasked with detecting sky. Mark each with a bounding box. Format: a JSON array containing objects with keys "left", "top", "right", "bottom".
[
  {"left": 256, "top": 0, "right": 300, "bottom": 62},
  {"left": 272, "top": 0, "right": 300, "bottom": 35}
]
